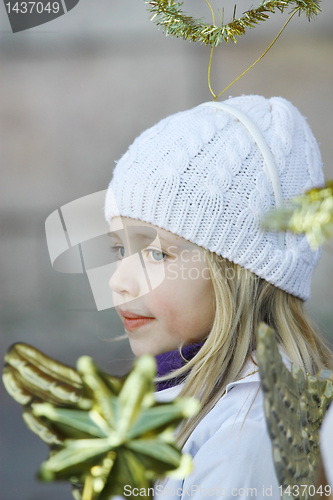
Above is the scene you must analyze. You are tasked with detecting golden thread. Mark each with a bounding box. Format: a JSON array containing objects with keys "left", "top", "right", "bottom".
[
  {"left": 205, "top": 0, "right": 215, "bottom": 24},
  {"left": 205, "top": 0, "right": 217, "bottom": 99},
  {"left": 208, "top": 8, "right": 300, "bottom": 101},
  {"left": 208, "top": 47, "right": 216, "bottom": 99}
]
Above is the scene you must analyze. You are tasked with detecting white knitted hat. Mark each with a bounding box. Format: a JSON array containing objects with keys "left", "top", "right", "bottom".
[{"left": 105, "top": 95, "right": 325, "bottom": 301}]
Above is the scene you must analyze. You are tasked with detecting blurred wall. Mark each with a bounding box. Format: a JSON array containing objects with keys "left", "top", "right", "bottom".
[{"left": 1, "top": 1, "right": 333, "bottom": 498}]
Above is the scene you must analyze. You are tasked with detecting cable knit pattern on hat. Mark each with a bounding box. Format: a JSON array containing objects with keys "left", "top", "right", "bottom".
[{"left": 105, "top": 95, "right": 325, "bottom": 300}]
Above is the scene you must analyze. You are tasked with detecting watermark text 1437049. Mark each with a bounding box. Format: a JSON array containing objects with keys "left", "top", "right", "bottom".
[{"left": 3, "top": 0, "right": 80, "bottom": 33}]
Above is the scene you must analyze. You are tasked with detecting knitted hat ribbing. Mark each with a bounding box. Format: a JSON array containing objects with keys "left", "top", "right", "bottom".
[{"left": 105, "top": 95, "right": 325, "bottom": 300}]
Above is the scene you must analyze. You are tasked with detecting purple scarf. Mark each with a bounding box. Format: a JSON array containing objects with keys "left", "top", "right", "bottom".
[{"left": 155, "top": 342, "right": 204, "bottom": 391}]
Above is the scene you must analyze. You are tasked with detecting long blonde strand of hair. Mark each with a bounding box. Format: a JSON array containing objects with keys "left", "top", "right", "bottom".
[{"left": 168, "top": 249, "right": 333, "bottom": 448}]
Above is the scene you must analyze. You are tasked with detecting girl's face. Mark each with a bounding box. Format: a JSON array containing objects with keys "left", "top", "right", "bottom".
[{"left": 109, "top": 216, "right": 215, "bottom": 356}]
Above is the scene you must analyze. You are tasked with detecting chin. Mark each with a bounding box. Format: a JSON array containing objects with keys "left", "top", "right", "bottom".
[{"left": 129, "top": 342, "right": 154, "bottom": 358}]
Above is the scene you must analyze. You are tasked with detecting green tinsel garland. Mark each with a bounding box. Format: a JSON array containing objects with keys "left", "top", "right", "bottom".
[{"left": 146, "top": 0, "right": 321, "bottom": 45}]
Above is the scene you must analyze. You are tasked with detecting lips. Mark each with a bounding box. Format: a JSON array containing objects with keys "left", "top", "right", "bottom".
[
  {"left": 120, "top": 310, "right": 153, "bottom": 319},
  {"left": 119, "top": 310, "right": 155, "bottom": 332}
]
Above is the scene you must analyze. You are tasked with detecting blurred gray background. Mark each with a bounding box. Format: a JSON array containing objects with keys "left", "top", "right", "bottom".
[{"left": 1, "top": 1, "right": 333, "bottom": 498}]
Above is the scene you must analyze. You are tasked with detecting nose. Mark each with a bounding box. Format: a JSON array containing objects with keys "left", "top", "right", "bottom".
[{"left": 109, "top": 253, "right": 143, "bottom": 300}]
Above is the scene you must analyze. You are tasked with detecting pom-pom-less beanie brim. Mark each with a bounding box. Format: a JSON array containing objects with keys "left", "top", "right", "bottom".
[{"left": 105, "top": 95, "right": 325, "bottom": 301}]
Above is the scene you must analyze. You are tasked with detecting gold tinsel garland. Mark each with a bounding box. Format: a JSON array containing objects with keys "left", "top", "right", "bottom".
[
  {"left": 146, "top": 0, "right": 321, "bottom": 45},
  {"left": 263, "top": 181, "right": 333, "bottom": 250}
]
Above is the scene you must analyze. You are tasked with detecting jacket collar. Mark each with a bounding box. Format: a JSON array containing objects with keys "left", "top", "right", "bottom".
[{"left": 154, "top": 347, "right": 292, "bottom": 401}]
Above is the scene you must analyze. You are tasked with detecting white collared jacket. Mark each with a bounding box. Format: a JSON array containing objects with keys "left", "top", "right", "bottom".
[{"left": 153, "top": 353, "right": 291, "bottom": 500}]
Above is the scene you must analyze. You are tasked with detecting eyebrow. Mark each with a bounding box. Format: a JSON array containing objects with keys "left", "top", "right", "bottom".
[
  {"left": 108, "top": 231, "right": 122, "bottom": 240},
  {"left": 108, "top": 229, "right": 174, "bottom": 247}
]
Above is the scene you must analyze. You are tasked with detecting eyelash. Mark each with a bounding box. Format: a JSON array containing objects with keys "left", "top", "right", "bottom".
[{"left": 111, "top": 245, "right": 168, "bottom": 262}]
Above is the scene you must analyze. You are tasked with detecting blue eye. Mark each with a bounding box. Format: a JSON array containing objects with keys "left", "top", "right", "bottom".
[
  {"left": 148, "top": 249, "right": 167, "bottom": 262},
  {"left": 110, "top": 245, "right": 166, "bottom": 262},
  {"left": 110, "top": 245, "right": 125, "bottom": 259}
]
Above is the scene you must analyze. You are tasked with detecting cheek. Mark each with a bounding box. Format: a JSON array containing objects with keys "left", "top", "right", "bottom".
[
  {"left": 148, "top": 260, "right": 215, "bottom": 326},
  {"left": 148, "top": 285, "right": 174, "bottom": 318},
  {"left": 147, "top": 285, "right": 185, "bottom": 335},
  {"left": 149, "top": 279, "right": 204, "bottom": 326}
]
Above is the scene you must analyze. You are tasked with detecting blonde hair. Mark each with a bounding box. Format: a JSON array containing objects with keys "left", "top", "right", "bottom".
[{"left": 166, "top": 249, "right": 333, "bottom": 448}]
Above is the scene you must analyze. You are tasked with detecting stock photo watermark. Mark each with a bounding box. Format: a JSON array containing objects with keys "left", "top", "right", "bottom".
[
  {"left": 4, "top": 0, "right": 80, "bottom": 33},
  {"left": 123, "top": 484, "right": 333, "bottom": 498},
  {"left": 44, "top": 189, "right": 272, "bottom": 311}
]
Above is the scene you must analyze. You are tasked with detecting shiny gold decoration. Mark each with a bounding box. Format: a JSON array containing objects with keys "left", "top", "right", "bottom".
[
  {"left": 3, "top": 343, "right": 200, "bottom": 500},
  {"left": 257, "top": 323, "right": 333, "bottom": 500},
  {"left": 262, "top": 181, "right": 333, "bottom": 250},
  {"left": 146, "top": 0, "right": 321, "bottom": 46}
]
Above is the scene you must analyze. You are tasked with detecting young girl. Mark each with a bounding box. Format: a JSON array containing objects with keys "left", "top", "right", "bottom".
[{"left": 104, "top": 95, "right": 333, "bottom": 499}]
